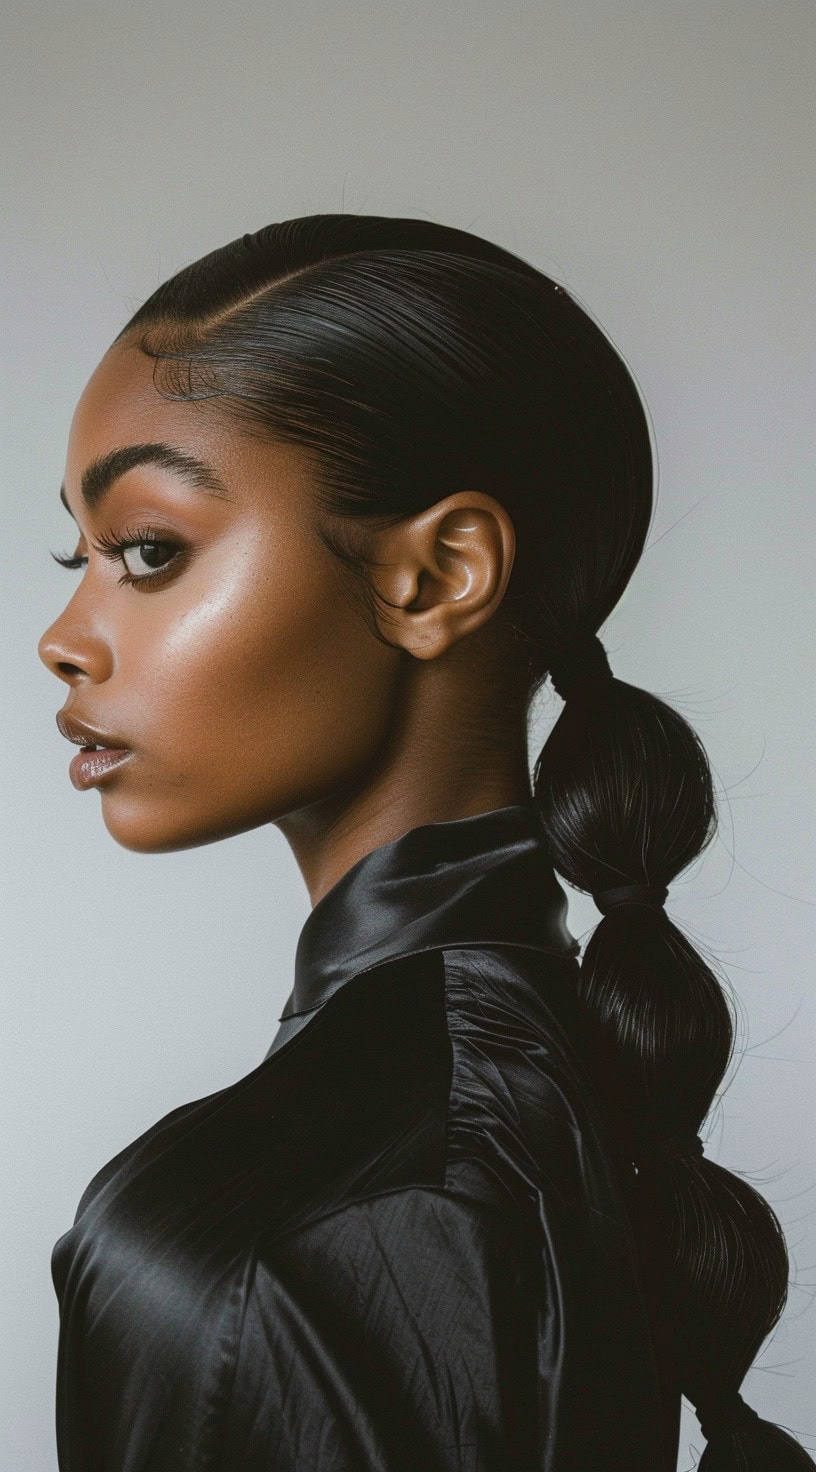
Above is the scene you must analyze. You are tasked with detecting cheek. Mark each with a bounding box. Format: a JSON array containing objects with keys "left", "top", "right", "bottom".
[
  {"left": 228, "top": 567, "right": 397, "bottom": 789},
  {"left": 127, "top": 536, "right": 396, "bottom": 790}
]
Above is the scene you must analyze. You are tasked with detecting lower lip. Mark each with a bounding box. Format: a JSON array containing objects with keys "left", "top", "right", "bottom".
[{"left": 69, "top": 748, "right": 133, "bottom": 790}]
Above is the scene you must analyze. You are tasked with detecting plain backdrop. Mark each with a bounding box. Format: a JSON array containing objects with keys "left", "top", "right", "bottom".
[{"left": 2, "top": 2, "right": 814, "bottom": 1467}]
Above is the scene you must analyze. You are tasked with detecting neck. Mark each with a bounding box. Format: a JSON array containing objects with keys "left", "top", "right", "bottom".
[
  {"left": 278, "top": 728, "right": 532, "bottom": 908},
  {"left": 277, "top": 631, "right": 534, "bottom": 905}
]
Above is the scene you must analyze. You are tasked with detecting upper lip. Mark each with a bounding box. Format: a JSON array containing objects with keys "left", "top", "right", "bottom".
[{"left": 56, "top": 711, "right": 129, "bottom": 749}]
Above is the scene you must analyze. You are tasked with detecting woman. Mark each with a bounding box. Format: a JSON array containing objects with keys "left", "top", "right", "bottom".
[{"left": 38, "top": 214, "right": 813, "bottom": 1470}]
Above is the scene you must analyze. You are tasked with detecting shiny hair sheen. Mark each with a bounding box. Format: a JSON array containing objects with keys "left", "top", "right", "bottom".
[{"left": 115, "top": 214, "right": 812, "bottom": 1468}]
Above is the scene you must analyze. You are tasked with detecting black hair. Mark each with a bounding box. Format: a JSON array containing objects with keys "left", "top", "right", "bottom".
[{"left": 115, "top": 213, "right": 812, "bottom": 1468}]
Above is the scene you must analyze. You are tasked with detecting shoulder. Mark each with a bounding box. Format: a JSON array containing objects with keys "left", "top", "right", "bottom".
[{"left": 253, "top": 939, "right": 626, "bottom": 1239}]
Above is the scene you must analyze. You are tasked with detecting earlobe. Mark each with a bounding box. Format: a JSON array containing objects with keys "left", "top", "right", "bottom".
[{"left": 369, "top": 492, "right": 516, "bottom": 661}]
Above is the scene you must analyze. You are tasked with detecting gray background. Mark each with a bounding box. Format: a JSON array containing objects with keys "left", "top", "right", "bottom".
[{"left": 2, "top": 2, "right": 814, "bottom": 1467}]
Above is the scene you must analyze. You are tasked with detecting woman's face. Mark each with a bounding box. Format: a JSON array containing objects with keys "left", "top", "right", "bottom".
[{"left": 38, "top": 340, "right": 402, "bottom": 854}]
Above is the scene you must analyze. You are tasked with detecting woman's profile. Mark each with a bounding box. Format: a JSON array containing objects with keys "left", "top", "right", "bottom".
[{"left": 38, "top": 213, "right": 814, "bottom": 1470}]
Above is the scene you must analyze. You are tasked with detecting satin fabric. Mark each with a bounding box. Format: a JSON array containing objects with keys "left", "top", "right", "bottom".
[{"left": 51, "top": 803, "right": 679, "bottom": 1470}]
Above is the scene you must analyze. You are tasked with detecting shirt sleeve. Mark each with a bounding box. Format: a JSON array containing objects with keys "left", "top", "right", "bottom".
[{"left": 218, "top": 1186, "right": 542, "bottom": 1472}]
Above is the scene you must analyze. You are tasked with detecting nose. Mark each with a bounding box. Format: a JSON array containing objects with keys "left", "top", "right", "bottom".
[{"left": 38, "top": 613, "right": 112, "bottom": 687}]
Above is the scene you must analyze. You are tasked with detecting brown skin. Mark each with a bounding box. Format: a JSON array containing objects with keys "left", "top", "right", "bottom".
[{"left": 38, "top": 340, "right": 533, "bottom": 906}]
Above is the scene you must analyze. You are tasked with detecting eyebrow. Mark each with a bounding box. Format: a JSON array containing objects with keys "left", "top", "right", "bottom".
[{"left": 59, "top": 442, "right": 233, "bottom": 520}]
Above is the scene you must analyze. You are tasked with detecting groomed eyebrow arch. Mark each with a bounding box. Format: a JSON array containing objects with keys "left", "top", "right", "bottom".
[{"left": 59, "top": 442, "right": 233, "bottom": 520}]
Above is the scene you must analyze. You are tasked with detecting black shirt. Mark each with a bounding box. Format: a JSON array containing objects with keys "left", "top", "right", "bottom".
[{"left": 51, "top": 803, "right": 678, "bottom": 1470}]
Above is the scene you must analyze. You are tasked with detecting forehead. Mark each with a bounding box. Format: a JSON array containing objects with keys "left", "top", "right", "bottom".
[
  {"left": 71, "top": 342, "right": 207, "bottom": 450},
  {"left": 65, "top": 340, "right": 315, "bottom": 516}
]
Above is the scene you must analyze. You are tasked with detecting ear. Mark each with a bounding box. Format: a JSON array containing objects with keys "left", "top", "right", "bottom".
[{"left": 367, "top": 491, "right": 516, "bottom": 660}]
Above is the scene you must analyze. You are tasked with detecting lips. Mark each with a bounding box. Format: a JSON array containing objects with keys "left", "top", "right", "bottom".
[{"left": 56, "top": 710, "right": 129, "bottom": 751}]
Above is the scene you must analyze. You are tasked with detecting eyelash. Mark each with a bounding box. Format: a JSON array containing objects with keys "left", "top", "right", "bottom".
[{"left": 51, "top": 522, "right": 187, "bottom": 591}]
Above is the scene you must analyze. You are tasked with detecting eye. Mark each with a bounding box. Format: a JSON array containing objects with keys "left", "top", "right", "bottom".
[
  {"left": 119, "top": 539, "right": 179, "bottom": 581},
  {"left": 51, "top": 522, "right": 188, "bottom": 590}
]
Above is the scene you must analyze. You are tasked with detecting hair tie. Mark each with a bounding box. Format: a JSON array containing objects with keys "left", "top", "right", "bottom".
[
  {"left": 693, "top": 1389, "right": 762, "bottom": 1445},
  {"left": 593, "top": 882, "right": 669, "bottom": 915},
  {"left": 548, "top": 632, "right": 614, "bottom": 702}
]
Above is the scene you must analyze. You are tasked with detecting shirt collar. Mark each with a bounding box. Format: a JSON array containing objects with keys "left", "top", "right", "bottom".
[{"left": 280, "top": 801, "right": 580, "bottom": 1020}]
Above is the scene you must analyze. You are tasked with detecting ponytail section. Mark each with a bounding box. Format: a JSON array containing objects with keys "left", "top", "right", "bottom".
[{"left": 533, "top": 674, "right": 814, "bottom": 1468}]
